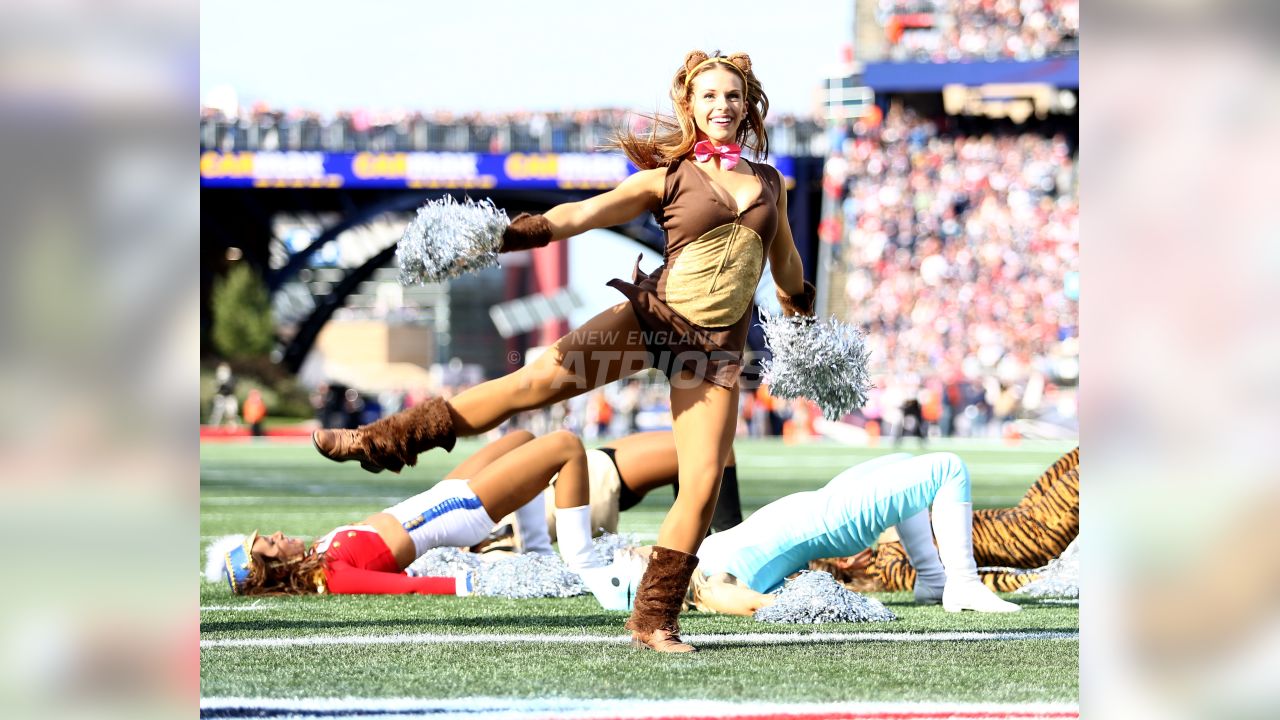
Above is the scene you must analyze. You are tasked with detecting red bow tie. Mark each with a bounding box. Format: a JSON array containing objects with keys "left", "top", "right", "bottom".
[{"left": 694, "top": 140, "right": 742, "bottom": 170}]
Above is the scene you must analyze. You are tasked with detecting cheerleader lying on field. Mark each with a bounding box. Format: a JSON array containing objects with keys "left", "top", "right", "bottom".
[
  {"left": 810, "top": 447, "right": 1079, "bottom": 594},
  {"left": 206, "top": 430, "right": 625, "bottom": 596},
  {"left": 462, "top": 433, "right": 1054, "bottom": 616},
  {"left": 477, "top": 430, "right": 744, "bottom": 556},
  {"left": 576, "top": 450, "right": 1023, "bottom": 615}
]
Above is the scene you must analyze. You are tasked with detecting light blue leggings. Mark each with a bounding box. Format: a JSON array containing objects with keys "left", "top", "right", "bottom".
[{"left": 696, "top": 452, "right": 971, "bottom": 593}]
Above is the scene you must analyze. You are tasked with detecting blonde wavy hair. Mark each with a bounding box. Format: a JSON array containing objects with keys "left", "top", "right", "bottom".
[
  {"left": 808, "top": 557, "right": 889, "bottom": 593},
  {"left": 609, "top": 50, "right": 770, "bottom": 169},
  {"left": 240, "top": 549, "right": 328, "bottom": 595}
]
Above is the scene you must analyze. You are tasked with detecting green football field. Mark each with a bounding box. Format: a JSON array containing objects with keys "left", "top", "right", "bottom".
[{"left": 200, "top": 437, "right": 1079, "bottom": 717}]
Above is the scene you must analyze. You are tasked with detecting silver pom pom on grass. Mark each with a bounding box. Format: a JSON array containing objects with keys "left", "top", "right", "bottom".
[
  {"left": 403, "top": 533, "right": 640, "bottom": 600},
  {"left": 1012, "top": 537, "right": 1079, "bottom": 598},
  {"left": 397, "top": 195, "right": 508, "bottom": 285},
  {"left": 754, "top": 570, "right": 896, "bottom": 624},
  {"left": 759, "top": 312, "right": 873, "bottom": 421}
]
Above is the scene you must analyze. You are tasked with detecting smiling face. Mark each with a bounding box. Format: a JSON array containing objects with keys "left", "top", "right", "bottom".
[
  {"left": 688, "top": 66, "right": 745, "bottom": 146},
  {"left": 252, "top": 531, "right": 306, "bottom": 563}
]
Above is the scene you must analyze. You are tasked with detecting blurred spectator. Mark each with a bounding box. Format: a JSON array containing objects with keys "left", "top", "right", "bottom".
[
  {"left": 310, "top": 382, "right": 362, "bottom": 429},
  {"left": 827, "top": 105, "right": 1078, "bottom": 437},
  {"left": 878, "top": 0, "right": 1079, "bottom": 62},
  {"left": 208, "top": 362, "right": 239, "bottom": 427},
  {"left": 200, "top": 105, "right": 826, "bottom": 155},
  {"left": 895, "top": 373, "right": 928, "bottom": 447},
  {"left": 343, "top": 387, "right": 369, "bottom": 427},
  {"left": 242, "top": 389, "right": 267, "bottom": 437},
  {"left": 378, "top": 388, "right": 405, "bottom": 418}
]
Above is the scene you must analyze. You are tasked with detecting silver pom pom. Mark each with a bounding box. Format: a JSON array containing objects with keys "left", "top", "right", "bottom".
[
  {"left": 404, "top": 546, "right": 481, "bottom": 578},
  {"left": 754, "top": 570, "right": 896, "bottom": 624},
  {"left": 397, "top": 195, "right": 508, "bottom": 285},
  {"left": 590, "top": 532, "right": 638, "bottom": 566},
  {"left": 759, "top": 312, "right": 873, "bottom": 421},
  {"left": 474, "top": 553, "right": 585, "bottom": 599},
  {"left": 402, "top": 534, "right": 641, "bottom": 599},
  {"left": 1012, "top": 538, "right": 1079, "bottom": 598}
]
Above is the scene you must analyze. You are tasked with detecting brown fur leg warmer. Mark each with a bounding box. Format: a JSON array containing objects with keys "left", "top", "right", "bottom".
[
  {"left": 776, "top": 280, "right": 817, "bottom": 317},
  {"left": 360, "top": 397, "right": 457, "bottom": 470},
  {"left": 625, "top": 546, "right": 700, "bottom": 636},
  {"left": 499, "top": 213, "right": 553, "bottom": 253}
]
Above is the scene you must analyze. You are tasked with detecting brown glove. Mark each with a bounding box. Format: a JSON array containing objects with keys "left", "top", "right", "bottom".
[
  {"left": 499, "top": 213, "right": 553, "bottom": 252},
  {"left": 776, "top": 280, "right": 817, "bottom": 317}
]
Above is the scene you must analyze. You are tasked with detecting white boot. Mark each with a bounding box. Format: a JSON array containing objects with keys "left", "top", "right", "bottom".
[
  {"left": 554, "top": 505, "right": 600, "bottom": 572},
  {"left": 577, "top": 562, "right": 637, "bottom": 611},
  {"left": 896, "top": 511, "right": 946, "bottom": 604},
  {"left": 931, "top": 501, "right": 1020, "bottom": 613}
]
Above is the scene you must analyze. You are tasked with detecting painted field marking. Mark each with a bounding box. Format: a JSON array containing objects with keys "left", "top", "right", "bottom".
[
  {"left": 743, "top": 457, "right": 1059, "bottom": 477},
  {"left": 201, "top": 495, "right": 403, "bottom": 506},
  {"left": 201, "top": 629, "right": 1077, "bottom": 649},
  {"left": 200, "top": 697, "right": 1080, "bottom": 720}
]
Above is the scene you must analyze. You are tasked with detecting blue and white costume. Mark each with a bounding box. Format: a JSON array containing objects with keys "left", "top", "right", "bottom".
[
  {"left": 697, "top": 452, "right": 971, "bottom": 594},
  {"left": 384, "top": 479, "right": 496, "bottom": 557}
]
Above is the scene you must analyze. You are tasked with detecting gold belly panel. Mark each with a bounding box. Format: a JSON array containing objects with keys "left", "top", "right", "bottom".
[{"left": 664, "top": 223, "right": 764, "bottom": 327}]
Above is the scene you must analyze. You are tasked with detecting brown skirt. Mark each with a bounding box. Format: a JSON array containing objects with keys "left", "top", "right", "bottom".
[{"left": 606, "top": 256, "right": 746, "bottom": 389}]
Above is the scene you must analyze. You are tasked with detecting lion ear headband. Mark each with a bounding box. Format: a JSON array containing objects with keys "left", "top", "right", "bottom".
[{"left": 684, "top": 57, "right": 748, "bottom": 87}]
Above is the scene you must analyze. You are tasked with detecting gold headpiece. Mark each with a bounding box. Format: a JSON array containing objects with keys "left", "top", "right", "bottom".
[{"left": 684, "top": 57, "right": 747, "bottom": 87}]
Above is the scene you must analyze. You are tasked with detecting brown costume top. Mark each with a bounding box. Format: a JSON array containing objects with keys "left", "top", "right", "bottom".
[{"left": 608, "top": 157, "right": 782, "bottom": 387}]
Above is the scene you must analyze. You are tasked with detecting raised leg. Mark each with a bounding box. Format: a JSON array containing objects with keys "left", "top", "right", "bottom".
[
  {"left": 449, "top": 303, "right": 647, "bottom": 434},
  {"left": 465, "top": 430, "right": 588, "bottom": 522},
  {"left": 314, "top": 303, "right": 646, "bottom": 472}
]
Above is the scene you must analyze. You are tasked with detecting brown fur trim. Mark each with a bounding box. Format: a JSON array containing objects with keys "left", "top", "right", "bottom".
[
  {"left": 499, "top": 213, "right": 553, "bottom": 253},
  {"left": 726, "top": 53, "right": 752, "bottom": 75},
  {"left": 625, "top": 546, "right": 699, "bottom": 635},
  {"left": 683, "top": 50, "right": 709, "bottom": 73},
  {"left": 776, "top": 280, "right": 817, "bottom": 317},
  {"left": 360, "top": 397, "right": 457, "bottom": 470}
]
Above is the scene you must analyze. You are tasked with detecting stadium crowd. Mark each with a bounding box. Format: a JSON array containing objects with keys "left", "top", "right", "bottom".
[
  {"left": 200, "top": 105, "right": 827, "bottom": 156},
  {"left": 878, "top": 0, "right": 1079, "bottom": 62},
  {"left": 823, "top": 105, "right": 1078, "bottom": 438}
]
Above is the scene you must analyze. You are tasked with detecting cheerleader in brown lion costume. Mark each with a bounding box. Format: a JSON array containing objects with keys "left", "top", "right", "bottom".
[{"left": 312, "top": 50, "right": 812, "bottom": 653}]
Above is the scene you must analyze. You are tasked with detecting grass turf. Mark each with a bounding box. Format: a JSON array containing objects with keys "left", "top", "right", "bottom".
[{"left": 200, "top": 437, "right": 1078, "bottom": 704}]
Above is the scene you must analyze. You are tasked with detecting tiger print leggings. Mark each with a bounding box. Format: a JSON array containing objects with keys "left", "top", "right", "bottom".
[{"left": 870, "top": 447, "right": 1079, "bottom": 592}]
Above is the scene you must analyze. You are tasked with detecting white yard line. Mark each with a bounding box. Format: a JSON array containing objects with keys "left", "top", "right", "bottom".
[
  {"left": 201, "top": 629, "right": 1077, "bottom": 649},
  {"left": 201, "top": 496, "right": 402, "bottom": 505},
  {"left": 201, "top": 604, "right": 273, "bottom": 612},
  {"left": 731, "top": 456, "right": 1066, "bottom": 477},
  {"left": 201, "top": 511, "right": 364, "bottom": 518},
  {"left": 199, "top": 696, "right": 1080, "bottom": 719}
]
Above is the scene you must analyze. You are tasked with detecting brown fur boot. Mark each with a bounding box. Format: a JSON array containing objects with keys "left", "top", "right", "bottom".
[
  {"left": 625, "top": 546, "right": 701, "bottom": 653},
  {"left": 499, "top": 213, "right": 553, "bottom": 252},
  {"left": 312, "top": 397, "right": 457, "bottom": 474},
  {"left": 776, "top": 280, "right": 817, "bottom": 317}
]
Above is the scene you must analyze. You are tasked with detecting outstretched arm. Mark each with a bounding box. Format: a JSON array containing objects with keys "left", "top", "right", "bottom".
[
  {"left": 325, "top": 562, "right": 461, "bottom": 595},
  {"left": 543, "top": 168, "right": 666, "bottom": 240}
]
